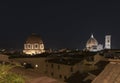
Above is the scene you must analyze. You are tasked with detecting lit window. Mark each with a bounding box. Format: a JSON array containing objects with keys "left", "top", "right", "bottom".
[
  {"left": 35, "top": 64, "right": 38, "bottom": 68},
  {"left": 34, "top": 44, "right": 38, "bottom": 49},
  {"left": 23, "top": 63, "right": 26, "bottom": 65}
]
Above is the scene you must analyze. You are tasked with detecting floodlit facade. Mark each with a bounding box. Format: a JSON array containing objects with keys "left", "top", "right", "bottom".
[
  {"left": 105, "top": 35, "right": 111, "bottom": 49},
  {"left": 23, "top": 33, "right": 45, "bottom": 55},
  {"left": 86, "top": 34, "right": 103, "bottom": 52}
]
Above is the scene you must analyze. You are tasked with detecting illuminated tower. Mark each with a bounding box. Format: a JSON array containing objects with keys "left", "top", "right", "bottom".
[{"left": 105, "top": 35, "right": 111, "bottom": 49}]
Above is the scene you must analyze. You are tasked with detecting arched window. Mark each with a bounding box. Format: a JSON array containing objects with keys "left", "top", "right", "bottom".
[
  {"left": 35, "top": 44, "right": 38, "bottom": 48},
  {"left": 27, "top": 44, "right": 31, "bottom": 49},
  {"left": 34, "top": 44, "right": 38, "bottom": 49},
  {"left": 40, "top": 44, "right": 44, "bottom": 49}
]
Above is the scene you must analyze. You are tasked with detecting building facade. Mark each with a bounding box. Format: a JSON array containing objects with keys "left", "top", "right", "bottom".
[
  {"left": 23, "top": 33, "right": 45, "bottom": 55},
  {"left": 105, "top": 35, "right": 111, "bottom": 49},
  {"left": 86, "top": 34, "right": 103, "bottom": 52}
]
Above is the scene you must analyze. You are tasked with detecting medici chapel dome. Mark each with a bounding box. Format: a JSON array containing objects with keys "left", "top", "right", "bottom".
[
  {"left": 23, "top": 33, "right": 45, "bottom": 55},
  {"left": 86, "top": 34, "right": 98, "bottom": 49},
  {"left": 26, "top": 33, "right": 43, "bottom": 44}
]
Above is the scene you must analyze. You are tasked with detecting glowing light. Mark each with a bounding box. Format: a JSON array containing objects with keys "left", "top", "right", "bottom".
[
  {"left": 23, "top": 63, "right": 26, "bottom": 65},
  {"left": 35, "top": 64, "right": 38, "bottom": 68},
  {"left": 23, "top": 34, "right": 45, "bottom": 55}
]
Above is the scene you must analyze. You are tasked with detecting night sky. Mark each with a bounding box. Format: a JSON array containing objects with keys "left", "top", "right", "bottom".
[{"left": 0, "top": 1, "right": 120, "bottom": 49}]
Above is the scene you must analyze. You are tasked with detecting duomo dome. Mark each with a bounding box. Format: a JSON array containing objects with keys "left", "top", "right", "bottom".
[
  {"left": 26, "top": 34, "right": 43, "bottom": 44},
  {"left": 86, "top": 34, "right": 98, "bottom": 50},
  {"left": 23, "top": 33, "right": 45, "bottom": 55}
]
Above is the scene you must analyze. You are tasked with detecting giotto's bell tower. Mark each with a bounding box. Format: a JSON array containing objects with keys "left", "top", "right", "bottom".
[{"left": 105, "top": 35, "right": 111, "bottom": 49}]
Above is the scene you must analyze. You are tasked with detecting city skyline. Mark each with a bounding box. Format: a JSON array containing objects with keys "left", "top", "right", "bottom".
[{"left": 0, "top": 1, "right": 119, "bottom": 49}]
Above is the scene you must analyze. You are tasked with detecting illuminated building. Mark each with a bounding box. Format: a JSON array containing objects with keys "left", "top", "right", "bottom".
[
  {"left": 23, "top": 33, "right": 45, "bottom": 55},
  {"left": 105, "top": 35, "right": 111, "bottom": 49},
  {"left": 86, "top": 34, "right": 103, "bottom": 52}
]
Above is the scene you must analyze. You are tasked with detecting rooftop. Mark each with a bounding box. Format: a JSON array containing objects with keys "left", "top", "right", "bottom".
[{"left": 46, "top": 58, "right": 82, "bottom": 66}]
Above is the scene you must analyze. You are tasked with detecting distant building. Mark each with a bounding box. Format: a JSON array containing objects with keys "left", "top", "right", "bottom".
[
  {"left": 45, "top": 58, "right": 81, "bottom": 81},
  {"left": 23, "top": 33, "right": 45, "bottom": 55},
  {"left": 105, "top": 35, "right": 111, "bottom": 49},
  {"left": 86, "top": 34, "right": 103, "bottom": 52},
  {"left": 10, "top": 52, "right": 105, "bottom": 82}
]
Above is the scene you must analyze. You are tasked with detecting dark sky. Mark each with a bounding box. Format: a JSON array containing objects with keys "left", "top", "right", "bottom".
[{"left": 0, "top": 1, "right": 120, "bottom": 49}]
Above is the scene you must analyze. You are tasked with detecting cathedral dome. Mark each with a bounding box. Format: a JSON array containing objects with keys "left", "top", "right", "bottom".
[
  {"left": 26, "top": 33, "right": 43, "bottom": 44},
  {"left": 86, "top": 34, "right": 98, "bottom": 48},
  {"left": 23, "top": 33, "right": 45, "bottom": 55}
]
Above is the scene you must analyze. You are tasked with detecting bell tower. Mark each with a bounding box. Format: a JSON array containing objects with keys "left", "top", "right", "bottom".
[{"left": 105, "top": 35, "right": 111, "bottom": 49}]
